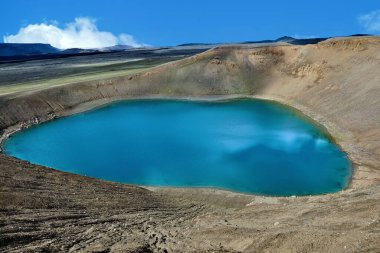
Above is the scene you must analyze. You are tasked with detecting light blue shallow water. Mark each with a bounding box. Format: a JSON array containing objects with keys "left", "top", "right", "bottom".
[{"left": 4, "top": 99, "right": 351, "bottom": 196}]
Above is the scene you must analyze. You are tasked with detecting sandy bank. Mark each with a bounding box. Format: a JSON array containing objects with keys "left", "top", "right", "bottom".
[{"left": 1, "top": 36, "right": 379, "bottom": 252}]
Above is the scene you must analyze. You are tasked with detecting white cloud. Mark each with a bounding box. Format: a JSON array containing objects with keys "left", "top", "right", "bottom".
[
  {"left": 3, "top": 17, "right": 146, "bottom": 49},
  {"left": 118, "top": 34, "right": 143, "bottom": 48},
  {"left": 358, "top": 9, "right": 380, "bottom": 33}
]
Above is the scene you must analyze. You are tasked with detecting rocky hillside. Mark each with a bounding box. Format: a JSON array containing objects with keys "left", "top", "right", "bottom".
[
  {"left": 1, "top": 36, "right": 379, "bottom": 187},
  {"left": 1, "top": 36, "right": 379, "bottom": 252}
]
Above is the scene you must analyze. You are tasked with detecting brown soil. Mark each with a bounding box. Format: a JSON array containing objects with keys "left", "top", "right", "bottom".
[{"left": 1, "top": 36, "right": 379, "bottom": 252}]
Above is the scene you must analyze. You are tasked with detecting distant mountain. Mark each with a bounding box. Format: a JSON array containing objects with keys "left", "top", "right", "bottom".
[
  {"left": 0, "top": 43, "right": 139, "bottom": 62},
  {"left": 275, "top": 36, "right": 296, "bottom": 43},
  {"left": 0, "top": 35, "right": 375, "bottom": 63},
  {"left": 0, "top": 43, "right": 60, "bottom": 57},
  {"left": 99, "top": 45, "right": 133, "bottom": 51},
  {"left": 243, "top": 36, "right": 328, "bottom": 45},
  {"left": 0, "top": 43, "right": 137, "bottom": 63},
  {"left": 283, "top": 37, "right": 327, "bottom": 45},
  {"left": 177, "top": 43, "right": 216, "bottom": 47},
  {"left": 61, "top": 48, "right": 99, "bottom": 54},
  {"left": 177, "top": 36, "right": 329, "bottom": 47},
  {"left": 349, "top": 34, "right": 372, "bottom": 37}
]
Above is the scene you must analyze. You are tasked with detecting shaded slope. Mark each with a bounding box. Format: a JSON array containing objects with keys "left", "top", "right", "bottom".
[{"left": 0, "top": 43, "right": 59, "bottom": 57}]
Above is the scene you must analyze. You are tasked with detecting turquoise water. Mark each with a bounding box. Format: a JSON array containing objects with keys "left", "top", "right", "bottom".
[{"left": 4, "top": 99, "right": 351, "bottom": 196}]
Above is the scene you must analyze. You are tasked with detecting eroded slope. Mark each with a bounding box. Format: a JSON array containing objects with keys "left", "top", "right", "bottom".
[{"left": 1, "top": 36, "right": 379, "bottom": 252}]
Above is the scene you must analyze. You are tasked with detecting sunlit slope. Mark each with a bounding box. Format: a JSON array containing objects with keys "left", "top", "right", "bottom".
[{"left": 0, "top": 36, "right": 379, "bottom": 187}]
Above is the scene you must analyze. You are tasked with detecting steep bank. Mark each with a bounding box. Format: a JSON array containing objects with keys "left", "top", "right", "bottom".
[
  {"left": 1, "top": 36, "right": 379, "bottom": 187},
  {"left": 1, "top": 36, "right": 380, "bottom": 252}
]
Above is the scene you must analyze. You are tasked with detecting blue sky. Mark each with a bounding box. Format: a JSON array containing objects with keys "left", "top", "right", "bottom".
[{"left": 1, "top": 0, "right": 379, "bottom": 48}]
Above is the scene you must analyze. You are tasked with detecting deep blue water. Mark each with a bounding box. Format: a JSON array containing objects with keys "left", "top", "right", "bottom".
[{"left": 4, "top": 99, "right": 351, "bottom": 196}]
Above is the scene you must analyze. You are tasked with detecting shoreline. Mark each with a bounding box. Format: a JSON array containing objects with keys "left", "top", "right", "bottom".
[
  {"left": 1, "top": 37, "right": 379, "bottom": 252},
  {"left": 0, "top": 94, "right": 357, "bottom": 196}
]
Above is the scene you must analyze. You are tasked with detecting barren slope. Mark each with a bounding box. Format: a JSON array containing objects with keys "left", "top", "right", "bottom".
[{"left": 0, "top": 36, "right": 379, "bottom": 252}]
